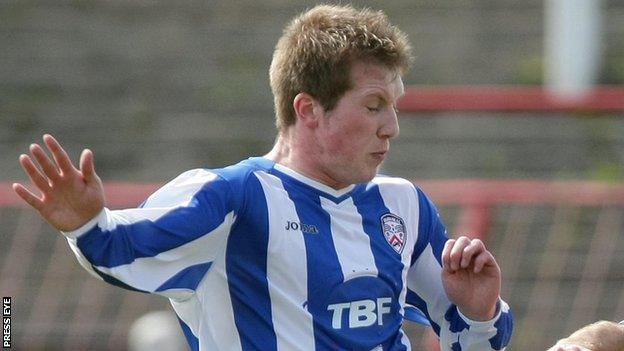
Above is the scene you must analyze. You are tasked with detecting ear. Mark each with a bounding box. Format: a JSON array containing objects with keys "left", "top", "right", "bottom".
[{"left": 293, "top": 92, "right": 322, "bottom": 128}]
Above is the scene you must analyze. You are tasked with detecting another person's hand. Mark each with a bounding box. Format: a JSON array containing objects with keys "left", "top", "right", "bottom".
[
  {"left": 547, "top": 321, "right": 624, "bottom": 351},
  {"left": 548, "top": 344, "right": 592, "bottom": 351},
  {"left": 547, "top": 345, "right": 591, "bottom": 351},
  {"left": 13, "top": 134, "right": 105, "bottom": 231},
  {"left": 441, "top": 236, "right": 501, "bottom": 321}
]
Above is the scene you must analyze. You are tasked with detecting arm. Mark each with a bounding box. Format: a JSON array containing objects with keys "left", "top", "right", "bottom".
[
  {"left": 405, "top": 188, "right": 513, "bottom": 351},
  {"left": 14, "top": 135, "right": 234, "bottom": 300},
  {"left": 64, "top": 168, "right": 234, "bottom": 299},
  {"left": 547, "top": 321, "right": 624, "bottom": 351}
]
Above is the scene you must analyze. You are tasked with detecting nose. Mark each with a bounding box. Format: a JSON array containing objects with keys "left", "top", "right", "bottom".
[{"left": 377, "top": 108, "right": 400, "bottom": 139}]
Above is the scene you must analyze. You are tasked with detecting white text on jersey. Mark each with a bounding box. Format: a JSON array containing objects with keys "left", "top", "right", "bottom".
[{"left": 327, "top": 297, "right": 392, "bottom": 329}]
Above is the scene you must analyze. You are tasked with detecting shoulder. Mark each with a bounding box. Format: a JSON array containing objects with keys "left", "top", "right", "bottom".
[
  {"left": 206, "top": 157, "right": 277, "bottom": 213},
  {"left": 372, "top": 175, "right": 433, "bottom": 202},
  {"left": 140, "top": 168, "right": 222, "bottom": 208},
  {"left": 171, "top": 157, "right": 274, "bottom": 192},
  {"left": 366, "top": 175, "right": 420, "bottom": 212},
  {"left": 371, "top": 174, "right": 412, "bottom": 185},
  {"left": 142, "top": 158, "right": 275, "bottom": 209},
  {"left": 371, "top": 174, "right": 416, "bottom": 190},
  {"left": 210, "top": 157, "right": 275, "bottom": 188},
  {"left": 369, "top": 175, "right": 438, "bottom": 216}
]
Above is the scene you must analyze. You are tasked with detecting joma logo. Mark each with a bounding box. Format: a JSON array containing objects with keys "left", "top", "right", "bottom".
[{"left": 285, "top": 221, "right": 319, "bottom": 234}]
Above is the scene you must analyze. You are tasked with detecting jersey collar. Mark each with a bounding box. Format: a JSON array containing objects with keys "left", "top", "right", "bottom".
[{"left": 272, "top": 162, "right": 356, "bottom": 198}]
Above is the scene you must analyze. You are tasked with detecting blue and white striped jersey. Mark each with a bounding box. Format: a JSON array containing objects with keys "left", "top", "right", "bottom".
[{"left": 64, "top": 157, "right": 513, "bottom": 351}]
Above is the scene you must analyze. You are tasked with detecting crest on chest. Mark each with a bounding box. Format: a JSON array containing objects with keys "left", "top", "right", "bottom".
[{"left": 380, "top": 214, "right": 406, "bottom": 254}]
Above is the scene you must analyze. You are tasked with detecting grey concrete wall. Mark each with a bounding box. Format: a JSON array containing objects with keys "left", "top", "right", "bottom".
[{"left": 2, "top": 0, "right": 624, "bottom": 182}]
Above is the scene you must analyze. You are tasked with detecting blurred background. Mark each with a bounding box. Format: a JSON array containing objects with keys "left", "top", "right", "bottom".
[{"left": 1, "top": 0, "right": 623, "bottom": 350}]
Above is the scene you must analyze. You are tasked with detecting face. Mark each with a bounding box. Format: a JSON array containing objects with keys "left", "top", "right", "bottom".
[{"left": 312, "top": 61, "right": 404, "bottom": 189}]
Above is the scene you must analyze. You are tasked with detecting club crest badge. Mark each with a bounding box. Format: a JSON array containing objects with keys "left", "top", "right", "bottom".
[{"left": 381, "top": 213, "right": 406, "bottom": 254}]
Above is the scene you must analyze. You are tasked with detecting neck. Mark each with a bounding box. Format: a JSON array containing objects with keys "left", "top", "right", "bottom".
[
  {"left": 265, "top": 132, "right": 291, "bottom": 165},
  {"left": 265, "top": 129, "right": 345, "bottom": 189}
]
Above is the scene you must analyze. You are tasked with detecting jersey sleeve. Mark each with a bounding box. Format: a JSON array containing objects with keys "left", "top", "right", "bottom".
[
  {"left": 62, "top": 168, "right": 239, "bottom": 301},
  {"left": 404, "top": 187, "right": 513, "bottom": 351}
]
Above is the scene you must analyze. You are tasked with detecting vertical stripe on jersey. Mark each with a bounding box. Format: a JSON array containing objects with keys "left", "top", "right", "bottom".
[
  {"left": 320, "top": 196, "right": 379, "bottom": 280},
  {"left": 254, "top": 171, "right": 315, "bottom": 351},
  {"left": 280, "top": 180, "right": 344, "bottom": 350},
  {"left": 177, "top": 317, "right": 199, "bottom": 351},
  {"left": 413, "top": 187, "right": 448, "bottom": 266},
  {"left": 407, "top": 244, "right": 446, "bottom": 335},
  {"left": 405, "top": 186, "right": 450, "bottom": 334},
  {"left": 169, "top": 295, "right": 205, "bottom": 350},
  {"left": 225, "top": 175, "right": 277, "bottom": 351},
  {"left": 191, "top": 240, "right": 242, "bottom": 351},
  {"left": 373, "top": 179, "right": 421, "bottom": 316},
  {"left": 352, "top": 183, "right": 409, "bottom": 350}
]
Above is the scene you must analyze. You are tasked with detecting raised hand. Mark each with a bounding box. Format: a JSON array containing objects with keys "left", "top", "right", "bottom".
[
  {"left": 13, "top": 134, "right": 105, "bottom": 232},
  {"left": 441, "top": 236, "right": 501, "bottom": 321}
]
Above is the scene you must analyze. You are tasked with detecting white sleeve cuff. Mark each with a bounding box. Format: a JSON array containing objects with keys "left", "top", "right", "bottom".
[
  {"left": 61, "top": 208, "right": 108, "bottom": 239},
  {"left": 457, "top": 298, "right": 504, "bottom": 331}
]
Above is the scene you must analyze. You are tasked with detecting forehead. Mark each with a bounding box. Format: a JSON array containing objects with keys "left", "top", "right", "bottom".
[{"left": 349, "top": 61, "right": 404, "bottom": 98}]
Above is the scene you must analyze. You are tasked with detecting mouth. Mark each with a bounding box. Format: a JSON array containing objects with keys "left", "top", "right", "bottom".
[{"left": 371, "top": 151, "right": 387, "bottom": 161}]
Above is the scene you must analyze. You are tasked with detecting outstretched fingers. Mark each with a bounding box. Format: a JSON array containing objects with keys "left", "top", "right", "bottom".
[
  {"left": 14, "top": 134, "right": 106, "bottom": 231},
  {"left": 12, "top": 183, "right": 44, "bottom": 211},
  {"left": 43, "top": 134, "right": 76, "bottom": 176},
  {"left": 18, "top": 154, "right": 50, "bottom": 192},
  {"left": 79, "top": 149, "right": 96, "bottom": 183},
  {"left": 29, "top": 143, "right": 60, "bottom": 183}
]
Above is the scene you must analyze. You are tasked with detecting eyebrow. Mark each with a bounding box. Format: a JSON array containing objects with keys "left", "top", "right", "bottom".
[{"left": 363, "top": 91, "right": 395, "bottom": 105}]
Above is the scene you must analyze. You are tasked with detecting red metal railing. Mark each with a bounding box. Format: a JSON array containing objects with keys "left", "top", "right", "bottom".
[
  {"left": 4, "top": 179, "right": 624, "bottom": 239},
  {"left": 3, "top": 179, "right": 624, "bottom": 350},
  {"left": 398, "top": 85, "right": 624, "bottom": 112},
  {"left": 2, "top": 84, "right": 624, "bottom": 350}
]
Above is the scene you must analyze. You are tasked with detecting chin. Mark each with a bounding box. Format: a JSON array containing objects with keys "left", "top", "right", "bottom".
[
  {"left": 351, "top": 169, "right": 378, "bottom": 184},
  {"left": 332, "top": 162, "right": 379, "bottom": 186}
]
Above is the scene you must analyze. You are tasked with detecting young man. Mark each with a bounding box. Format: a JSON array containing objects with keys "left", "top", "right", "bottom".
[{"left": 13, "top": 5, "right": 513, "bottom": 351}]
